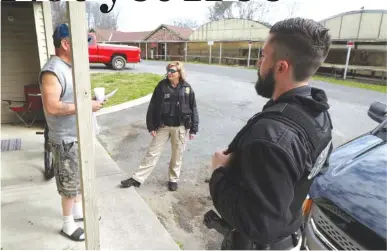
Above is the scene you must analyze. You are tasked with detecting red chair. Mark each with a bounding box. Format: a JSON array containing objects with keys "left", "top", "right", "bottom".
[{"left": 2, "top": 84, "right": 43, "bottom": 127}]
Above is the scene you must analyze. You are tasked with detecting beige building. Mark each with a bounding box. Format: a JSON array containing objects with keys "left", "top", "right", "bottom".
[
  {"left": 187, "top": 19, "right": 271, "bottom": 65},
  {"left": 320, "top": 9, "right": 386, "bottom": 42},
  {"left": 189, "top": 18, "right": 270, "bottom": 42}
]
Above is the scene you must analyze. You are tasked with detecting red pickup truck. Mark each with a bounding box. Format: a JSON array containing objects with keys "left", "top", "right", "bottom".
[{"left": 88, "top": 33, "right": 141, "bottom": 70}]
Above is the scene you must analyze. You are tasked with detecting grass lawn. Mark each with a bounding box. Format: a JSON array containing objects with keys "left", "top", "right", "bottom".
[
  {"left": 90, "top": 72, "right": 163, "bottom": 107},
  {"left": 312, "top": 75, "right": 387, "bottom": 93},
  {"left": 175, "top": 240, "right": 184, "bottom": 250}
]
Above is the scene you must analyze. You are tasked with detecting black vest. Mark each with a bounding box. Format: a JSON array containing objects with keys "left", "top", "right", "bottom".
[
  {"left": 160, "top": 81, "right": 193, "bottom": 128},
  {"left": 227, "top": 102, "right": 333, "bottom": 226}
]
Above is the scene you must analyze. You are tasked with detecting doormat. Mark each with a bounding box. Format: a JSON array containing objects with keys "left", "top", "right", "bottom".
[{"left": 1, "top": 139, "right": 21, "bottom": 152}]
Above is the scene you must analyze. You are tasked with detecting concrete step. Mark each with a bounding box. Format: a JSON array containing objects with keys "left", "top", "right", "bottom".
[{"left": 95, "top": 140, "right": 180, "bottom": 250}]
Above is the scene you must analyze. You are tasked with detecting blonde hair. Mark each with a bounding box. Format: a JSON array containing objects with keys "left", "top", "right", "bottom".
[{"left": 166, "top": 61, "right": 186, "bottom": 82}]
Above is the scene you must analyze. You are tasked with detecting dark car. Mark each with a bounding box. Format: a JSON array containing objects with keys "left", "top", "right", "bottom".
[{"left": 302, "top": 102, "right": 387, "bottom": 250}]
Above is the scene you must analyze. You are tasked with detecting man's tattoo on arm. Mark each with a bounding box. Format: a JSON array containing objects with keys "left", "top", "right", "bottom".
[{"left": 58, "top": 102, "right": 75, "bottom": 115}]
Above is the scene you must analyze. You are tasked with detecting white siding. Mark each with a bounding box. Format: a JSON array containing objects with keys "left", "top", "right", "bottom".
[
  {"left": 379, "top": 13, "right": 387, "bottom": 40},
  {"left": 322, "top": 10, "right": 386, "bottom": 41},
  {"left": 358, "top": 13, "right": 383, "bottom": 40},
  {"left": 1, "top": 2, "right": 46, "bottom": 123},
  {"left": 325, "top": 16, "right": 342, "bottom": 39},
  {"left": 340, "top": 13, "right": 362, "bottom": 39},
  {"left": 189, "top": 19, "right": 270, "bottom": 42}
]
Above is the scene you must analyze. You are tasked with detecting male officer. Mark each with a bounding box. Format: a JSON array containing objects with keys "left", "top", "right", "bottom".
[{"left": 209, "top": 18, "right": 333, "bottom": 249}]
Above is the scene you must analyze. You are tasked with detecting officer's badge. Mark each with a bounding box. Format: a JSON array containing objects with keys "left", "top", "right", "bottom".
[{"left": 185, "top": 87, "right": 190, "bottom": 94}]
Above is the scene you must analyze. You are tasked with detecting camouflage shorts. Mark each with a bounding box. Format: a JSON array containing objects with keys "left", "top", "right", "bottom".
[{"left": 49, "top": 141, "right": 81, "bottom": 198}]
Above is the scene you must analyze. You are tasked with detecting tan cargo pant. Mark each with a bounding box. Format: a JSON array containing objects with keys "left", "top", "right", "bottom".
[{"left": 132, "top": 125, "right": 189, "bottom": 183}]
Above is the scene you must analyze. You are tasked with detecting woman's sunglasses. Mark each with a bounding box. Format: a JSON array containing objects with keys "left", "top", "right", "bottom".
[{"left": 167, "top": 69, "right": 178, "bottom": 74}]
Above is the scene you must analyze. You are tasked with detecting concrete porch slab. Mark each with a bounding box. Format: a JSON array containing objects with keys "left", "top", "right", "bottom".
[{"left": 1, "top": 125, "right": 179, "bottom": 250}]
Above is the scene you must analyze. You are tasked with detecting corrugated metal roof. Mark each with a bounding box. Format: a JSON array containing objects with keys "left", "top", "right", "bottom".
[
  {"left": 319, "top": 9, "right": 387, "bottom": 23},
  {"left": 189, "top": 19, "right": 271, "bottom": 42}
]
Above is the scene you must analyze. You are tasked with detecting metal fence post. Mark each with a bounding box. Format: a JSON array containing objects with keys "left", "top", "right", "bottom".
[
  {"left": 219, "top": 42, "right": 222, "bottom": 64},
  {"left": 247, "top": 41, "right": 252, "bottom": 67}
]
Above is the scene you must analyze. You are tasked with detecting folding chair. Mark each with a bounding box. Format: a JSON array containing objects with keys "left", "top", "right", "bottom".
[{"left": 2, "top": 84, "right": 43, "bottom": 127}]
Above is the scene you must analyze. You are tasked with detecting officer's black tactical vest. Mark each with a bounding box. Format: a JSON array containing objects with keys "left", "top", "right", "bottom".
[
  {"left": 227, "top": 102, "right": 333, "bottom": 216},
  {"left": 160, "top": 81, "right": 193, "bottom": 128},
  {"left": 161, "top": 83, "right": 181, "bottom": 126}
]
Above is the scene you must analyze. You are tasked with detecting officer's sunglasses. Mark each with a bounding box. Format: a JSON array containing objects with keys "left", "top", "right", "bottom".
[{"left": 167, "top": 69, "right": 178, "bottom": 74}]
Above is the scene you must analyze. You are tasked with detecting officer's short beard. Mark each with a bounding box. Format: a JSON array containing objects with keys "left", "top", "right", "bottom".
[{"left": 255, "top": 68, "right": 276, "bottom": 99}]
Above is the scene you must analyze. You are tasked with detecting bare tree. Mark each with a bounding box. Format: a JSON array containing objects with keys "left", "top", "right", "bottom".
[
  {"left": 286, "top": 1, "right": 300, "bottom": 18},
  {"left": 253, "top": 1, "right": 271, "bottom": 23},
  {"left": 50, "top": 1, "right": 67, "bottom": 28},
  {"left": 208, "top": 1, "right": 234, "bottom": 21},
  {"left": 208, "top": 0, "right": 271, "bottom": 23},
  {"left": 171, "top": 18, "right": 199, "bottom": 29},
  {"left": 86, "top": 1, "right": 119, "bottom": 30},
  {"left": 50, "top": 1, "right": 119, "bottom": 31}
]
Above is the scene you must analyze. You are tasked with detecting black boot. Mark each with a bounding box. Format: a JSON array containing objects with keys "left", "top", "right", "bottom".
[
  {"left": 168, "top": 182, "right": 178, "bottom": 191},
  {"left": 121, "top": 178, "right": 141, "bottom": 188}
]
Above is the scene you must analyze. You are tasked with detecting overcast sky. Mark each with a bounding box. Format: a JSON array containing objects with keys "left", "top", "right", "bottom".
[{"left": 98, "top": 0, "right": 387, "bottom": 32}]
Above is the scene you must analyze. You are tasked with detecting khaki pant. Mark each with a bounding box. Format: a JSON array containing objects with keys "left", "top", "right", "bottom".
[{"left": 132, "top": 125, "right": 188, "bottom": 183}]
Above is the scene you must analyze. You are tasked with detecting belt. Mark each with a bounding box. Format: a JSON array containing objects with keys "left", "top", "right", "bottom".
[{"left": 258, "top": 229, "right": 301, "bottom": 250}]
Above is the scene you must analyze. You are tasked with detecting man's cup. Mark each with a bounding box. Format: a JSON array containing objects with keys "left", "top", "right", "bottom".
[{"left": 94, "top": 87, "right": 105, "bottom": 103}]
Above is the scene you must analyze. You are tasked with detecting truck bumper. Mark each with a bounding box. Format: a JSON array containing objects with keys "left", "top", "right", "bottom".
[{"left": 304, "top": 218, "right": 333, "bottom": 250}]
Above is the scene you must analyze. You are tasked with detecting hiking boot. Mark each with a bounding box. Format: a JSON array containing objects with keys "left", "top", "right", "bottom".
[
  {"left": 168, "top": 182, "right": 178, "bottom": 191},
  {"left": 121, "top": 178, "right": 141, "bottom": 188}
]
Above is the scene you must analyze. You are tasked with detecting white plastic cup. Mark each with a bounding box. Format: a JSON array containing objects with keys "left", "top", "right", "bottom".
[{"left": 94, "top": 87, "right": 105, "bottom": 103}]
